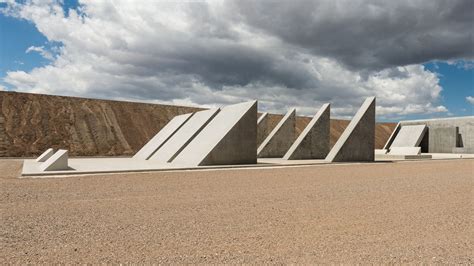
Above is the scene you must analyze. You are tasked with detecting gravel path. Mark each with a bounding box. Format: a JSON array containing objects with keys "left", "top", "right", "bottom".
[{"left": 1, "top": 159, "right": 473, "bottom": 263}]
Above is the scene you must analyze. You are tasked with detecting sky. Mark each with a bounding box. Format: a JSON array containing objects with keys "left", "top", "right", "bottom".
[{"left": 0, "top": 0, "right": 473, "bottom": 121}]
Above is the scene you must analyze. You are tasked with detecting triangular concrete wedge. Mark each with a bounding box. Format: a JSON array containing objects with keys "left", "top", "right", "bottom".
[
  {"left": 36, "top": 148, "right": 55, "bottom": 162},
  {"left": 257, "top": 112, "right": 269, "bottom": 146},
  {"left": 40, "top": 149, "right": 68, "bottom": 171},
  {"left": 325, "top": 97, "right": 375, "bottom": 162},
  {"left": 283, "top": 103, "right": 330, "bottom": 160},
  {"left": 133, "top": 113, "right": 193, "bottom": 160},
  {"left": 257, "top": 108, "right": 296, "bottom": 158},
  {"left": 149, "top": 108, "right": 220, "bottom": 162},
  {"left": 172, "top": 101, "right": 257, "bottom": 166}
]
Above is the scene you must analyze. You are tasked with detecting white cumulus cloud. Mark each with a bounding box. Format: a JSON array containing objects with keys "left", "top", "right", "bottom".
[
  {"left": 2, "top": 0, "right": 467, "bottom": 119},
  {"left": 466, "top": 96, "right": 474, "bottom": 105}
]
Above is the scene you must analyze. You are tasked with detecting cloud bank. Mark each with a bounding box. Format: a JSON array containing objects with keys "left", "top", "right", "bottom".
[{"left": 2, "top": 0, "right": 473, "bottom": 118}]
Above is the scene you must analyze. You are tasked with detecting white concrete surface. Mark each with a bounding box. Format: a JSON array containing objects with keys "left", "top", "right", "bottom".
[
  {"left": 133, "top": 113, "right": 193, "bottom": 160},
  {"left": 172, "top": 101, "right": 257, "bottom": 166},
  {"left": 36, "top": 148, "right": 54, "bottom": 162},
  {"left": 39, "top": 149, "right": 68, "bottom": 171},
  {"left": 388, "top": 147, "right": 421, "bottom": 155},
  {"left": 375, "top": 149, "right": 387, "bottom": 155},
  {"left": 390, "top": 125, "right": 427, "bottom": 147},
  {"left": 149, "top": 108, "right": 220, "bottom": 162}
]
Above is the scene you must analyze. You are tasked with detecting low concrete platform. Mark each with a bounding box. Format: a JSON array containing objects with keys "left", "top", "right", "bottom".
[{"left": 21, "top": 153, "right": 474, "bottom": 177}]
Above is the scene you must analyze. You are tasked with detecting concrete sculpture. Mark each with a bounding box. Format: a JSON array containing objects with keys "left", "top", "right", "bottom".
[
  {"left": 150, "top": 108, "right": 220, "bottom": 162},
  {"left": 40, "top": 149, "right": 68, "bottom": 171},
  {"left": 172, "top": 101, "right": 257, "bottom": 166},
  {"left": 36, "top": 148, "right": 55, "bottom": 162},
  {"left": 325, "top": 97, "right": 375, "bottom": 162},
  {"left": 283, "top": 103, "right": 330, "bottom": 160},
  {"left": 257, "top": 108, "right": 296, "bottom": 158},
  {"left": 257, "top": 112, "right": 269, "bottom": 146},
  {"left": 390, "top": 125, "right": 427, "bottom": 148},
  {"left": 428, "top": 127, "right": 459, "bottom": 153},
  {"left": 133, "top": 113, "right": 193, "bottom": 160}
]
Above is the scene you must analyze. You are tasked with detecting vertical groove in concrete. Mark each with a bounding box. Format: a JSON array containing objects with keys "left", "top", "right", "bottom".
[
  {"left": 133, "top": 113, "right": 193, "bottom": 160},
  {"left": 283, "top": 103, "right": 330, "bottom": 160},
  {"left": 325, "top": 97, "right": 375, "bottom": 162},
  {"left": 172, "top": 101, "right": 257, "bottom": 166},
  {"left": 257, "top": 108, "right": 296, "bottom": 158}
]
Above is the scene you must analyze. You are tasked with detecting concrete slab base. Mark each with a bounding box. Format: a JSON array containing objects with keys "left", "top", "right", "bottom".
[
  {"left": 376, "top": 154, "right": 432, "bottom": 161},
  {"left": 388, "top": 147, "right": 421, "bottom": 155}
]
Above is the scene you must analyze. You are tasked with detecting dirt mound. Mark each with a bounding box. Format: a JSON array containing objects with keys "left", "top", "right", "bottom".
[{"left": 0, "top": 91, "right": 395, "bottom": 157}]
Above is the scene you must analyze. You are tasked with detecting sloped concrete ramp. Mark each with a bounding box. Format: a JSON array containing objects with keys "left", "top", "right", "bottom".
[
  {"left": 284, "top": 103, "right": 330, "bottom": 160},
  {"left": 257, "top": 108, "right": 296, "bottom": 158},
  {"left": 172, "top": 101, "right": 257, "bottom": 166},
  {"left": 325, "top": 97, "right": 375, "bottom": 162},
  {"left": 133, "top": 113, "right": 193, "bottom": 160},
  {"left": 149, "top": 108, "right": 220, "bottom": 162},
  {"left": 36, "top": 148, "right": 54, "bottom": 162},
  {"left": 390, "top": 125, "right": 427, "bottom": 147},
  {"left": 40, "top": 149, "right": 69, "bottom": 171}
]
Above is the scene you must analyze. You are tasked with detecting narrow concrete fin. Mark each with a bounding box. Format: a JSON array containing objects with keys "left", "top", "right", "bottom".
[
  {"left": 283, "top": 103, "right": 330, "bottom": 160},
  {"left": 325, "top": 97, "right": 375, "bottom": 162},
  {"left": 40, "top": 149, "right": 68, "bottom": 171},
  {"left": 257, "top": 112, "right": 269, "bottom": 146},
  {"left": 133, "top": 112, "right": 193, "bottom": 160},
  {"left": 36, "top": 148, "right": 55, "bottom": 162},
  {"left": 257, "top": 108, "right": 296, "bottom": 158},
  {"left": 257, "top": 112, "right": 268, "bottom": 125},
  {"left": 172, "top": 101, "right": 257, "bottom": 166},
  {"left": 149, "top": 108, "right": 220, "bottom": 163}
]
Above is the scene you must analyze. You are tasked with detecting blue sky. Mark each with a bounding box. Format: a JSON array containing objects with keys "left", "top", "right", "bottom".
[{"left": 0, "top": 1, "right": 473, "bottom": 121}]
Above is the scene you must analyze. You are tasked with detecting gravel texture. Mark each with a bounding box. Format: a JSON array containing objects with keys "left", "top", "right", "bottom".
[{"left": 1, "top": 159, "right": 473, "bottom": 263}]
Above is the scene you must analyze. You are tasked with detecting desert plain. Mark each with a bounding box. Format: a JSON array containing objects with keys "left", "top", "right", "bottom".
[{"left": 1, "top": 158, "right": 473, "bottom": 264}]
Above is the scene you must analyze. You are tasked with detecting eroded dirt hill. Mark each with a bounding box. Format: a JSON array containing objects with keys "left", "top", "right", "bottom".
[{"left": 0, "top": 91, "right": 395, "bottom": 157}]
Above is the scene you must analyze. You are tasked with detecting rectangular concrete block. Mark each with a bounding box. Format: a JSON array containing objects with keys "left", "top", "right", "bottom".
[
  {"left": 428, "top": 126, "right": 458, "bottom": 153},
  {"left": 390, "top": 125, "right": 427, "bottom": 147},
  {"left": 149, "top": 108, "right": 220, "bottom": 162},
  {"left": 133, "top": 113, "right": 193, "bottom": 160},
  {"left": 36, "top": 148, "right": 54, "bottom": 162},
  {"left": 325, "top": 97, "right": 375, "bottom": 162},
  {"left": 388, "top": 147, "right": 421, "bottom": 155},
  {"left": 40, "top": 149, "right": 68, "bottom": 171},
  {"left": 283, "top": 103, "right": 330, "bottom": 160},
  {"left": 257, "top": 108, "right": 296, "bottom": 158},
  {"left": 375, "top": 149, "right": 387, "bottom": 155},
  {"left": 172, "top": 101, "right": 257, "bottom": 166}
]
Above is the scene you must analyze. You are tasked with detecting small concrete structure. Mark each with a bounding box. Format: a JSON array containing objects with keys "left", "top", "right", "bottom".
[
  {"left": 257, "top": 112, "right": 269, "bottom": 146},
  {"left": 257, "top": 108, "right": 296, "bottom": 158},
  {"left": 384, "top": 116, "right": 474, "bottom": 153},
  {"left": 40, "top": 149, "right": 68, "bottom": 171},
  {"left": 133, "top": 113, "right": 193, "bottom": 160},
  {"left": 283, "top": 103, "right": 330, "bottom": 160},
  {"left": 172, "top": 101, "right": 257, "bottom": 166},
  {"left": 325, "top": 97, "right": 375, "bottom": 162},
  {"left": 390, "top": 125, "right": 427, "bottom": 147},
  {"left": 388, "top": 147, "right": 421, "bottom": 155},
  {"left": 36, "top": 148, "right": 55, "bottom": 162},
  {"left": 150, "top": 108, "right": 220, "bottom": 162}
]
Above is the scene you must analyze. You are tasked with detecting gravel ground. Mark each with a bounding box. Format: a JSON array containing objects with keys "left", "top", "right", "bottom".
[{"left": 1, "top": 159, "right": 473, "bottom": 264}]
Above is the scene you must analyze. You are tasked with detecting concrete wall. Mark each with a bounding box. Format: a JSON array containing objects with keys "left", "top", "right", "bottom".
[
  {"left": 428, "top": 127, "right": 458, "bottom": 153},
  {"left": 257, "top": 108, "right": 296, "bottom": 158},
  {"left": 385, "top": 116, "right": 474, "bottom": 153}
]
